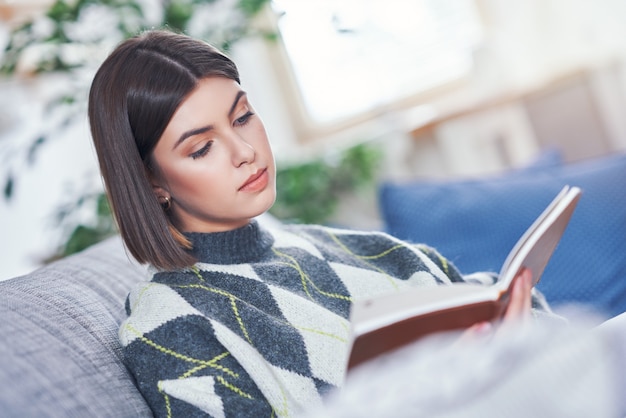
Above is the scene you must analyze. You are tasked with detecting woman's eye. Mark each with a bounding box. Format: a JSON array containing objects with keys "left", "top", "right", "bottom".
[
  {"left": 190, "top": 142, "right": 212, "bottom": 159},
  {"left": 235, "top": 111, "right": 254, "bottom": 126}
]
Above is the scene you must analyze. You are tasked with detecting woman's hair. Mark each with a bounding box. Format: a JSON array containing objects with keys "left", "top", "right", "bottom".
[{"left": 88, "top": 29, "right": 240, "bottom": 270}]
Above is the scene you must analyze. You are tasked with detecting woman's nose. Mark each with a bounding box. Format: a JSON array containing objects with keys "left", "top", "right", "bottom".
[{"left": 230, "top": 135, "right": 256, "bottom": 167}]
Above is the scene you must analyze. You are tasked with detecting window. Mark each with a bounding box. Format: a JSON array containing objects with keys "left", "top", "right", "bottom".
[{"left": 273, "top": 0, "right": 483, "bottom": 124}]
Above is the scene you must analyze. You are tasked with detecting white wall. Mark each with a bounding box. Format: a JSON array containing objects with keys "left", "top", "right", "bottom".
[{"left": 0, "top": 76, "right": 101, "bottom": 281}]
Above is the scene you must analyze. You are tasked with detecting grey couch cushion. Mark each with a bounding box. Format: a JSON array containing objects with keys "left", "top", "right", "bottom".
[{"left": 0, "top": 236, "right": 153, "bottom": 417}]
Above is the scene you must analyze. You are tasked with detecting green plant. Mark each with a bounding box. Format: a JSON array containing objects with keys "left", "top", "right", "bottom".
[
  {"left": 57, "top": 192, "right": 115, "bottom": 258},
  {"left": 1, "top": 0, "right": 272, "bottom": 76},
  {"left": 270, "top": 143, "right": 383, "bottom": 224}
]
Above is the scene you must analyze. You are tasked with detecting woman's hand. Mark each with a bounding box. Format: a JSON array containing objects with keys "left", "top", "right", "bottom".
[
  {"left": 502, "top": 267, "right": 533, "bottom": 325},
  {"left": 459, "top": 268, "right": 533, "bottom": 342}
]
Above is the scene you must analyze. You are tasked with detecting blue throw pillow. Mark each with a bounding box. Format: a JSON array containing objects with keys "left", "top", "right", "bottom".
[{"left": 379, "top": 153, "right": 626, "bottom": 318}]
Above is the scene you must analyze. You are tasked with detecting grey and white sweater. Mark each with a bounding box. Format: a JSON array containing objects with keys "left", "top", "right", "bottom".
[{"left": 119, "top": 220, "right": 553, "bottom": 418}]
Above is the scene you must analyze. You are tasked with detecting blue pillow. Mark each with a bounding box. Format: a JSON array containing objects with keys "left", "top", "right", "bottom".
[{"left": 379, "top": 153, "right": 626, "bottom": 318}]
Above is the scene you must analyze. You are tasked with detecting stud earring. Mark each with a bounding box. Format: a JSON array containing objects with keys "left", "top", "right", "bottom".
[{"left": 159, "top": 196, "right": 171, "bottom": 211}]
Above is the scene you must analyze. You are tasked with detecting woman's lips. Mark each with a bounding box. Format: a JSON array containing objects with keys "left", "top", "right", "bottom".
[{"left": 239, "top": 168, "right": 268, "bottom": 192}]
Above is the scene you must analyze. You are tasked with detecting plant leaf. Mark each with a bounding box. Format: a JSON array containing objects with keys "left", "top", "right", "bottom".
[
  {"left": 27, "top": 136, "right": 47, "bottom": 165},
  {"left": 3, "top": 175, "right": 14, "bottom": 200}
]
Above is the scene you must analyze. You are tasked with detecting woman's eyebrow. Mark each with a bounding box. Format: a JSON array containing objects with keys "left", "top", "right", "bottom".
[
  {"left": 229, "top": 91, "right": 247, "bottom": 117},
  {"left": 172, "top": 90, "right": 248, "bottom": 150},
  {"left": 173, "top": 125, "right": 213, "bottom": 150}
]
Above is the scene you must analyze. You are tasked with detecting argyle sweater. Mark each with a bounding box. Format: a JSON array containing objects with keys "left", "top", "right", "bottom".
[{"left": 119, "top": 220, "right": 553, "bottom": 418}]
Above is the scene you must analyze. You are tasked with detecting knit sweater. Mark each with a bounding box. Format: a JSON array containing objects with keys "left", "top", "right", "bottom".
[{"left": 119, "top": 220, "right": 552, "bottom": 418}]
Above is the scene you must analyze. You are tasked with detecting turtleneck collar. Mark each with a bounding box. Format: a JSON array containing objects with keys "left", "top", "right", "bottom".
[{"left": 184, "top": 220, "right": 275, "bottom": 265}]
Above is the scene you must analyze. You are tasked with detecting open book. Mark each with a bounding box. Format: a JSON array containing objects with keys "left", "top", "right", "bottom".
[{"left": 347, "top": 185, "right": 582, "bottom": 370}]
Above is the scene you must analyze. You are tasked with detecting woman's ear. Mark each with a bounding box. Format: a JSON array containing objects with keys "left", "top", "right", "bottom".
[
  {"left": 145, "top": 161, "right": 172, "bottom": 209},
  {"left": 153, "top": 185, "right": 172, "bottom": 211},
  {"left": 153, "top": 185, "right": 169, "bottom": 199},
  {"left": 145, "top": 164, "right": 167, "bottom": 199}
]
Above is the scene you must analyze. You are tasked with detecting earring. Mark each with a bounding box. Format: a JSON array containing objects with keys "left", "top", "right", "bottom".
[{"left": 159, "top": 196, "right": 171, "bottom": 211}]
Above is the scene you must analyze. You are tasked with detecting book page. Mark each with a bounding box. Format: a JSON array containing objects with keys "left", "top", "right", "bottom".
[
  {"left": 351, "top": 283, "right": 500, "bottom": 336},
  {"left": 497, "top": 185, "right": 582, "bottom": 291}
]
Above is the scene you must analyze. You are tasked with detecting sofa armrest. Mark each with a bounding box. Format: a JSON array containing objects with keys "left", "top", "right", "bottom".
[{"left": 0, "top": 236, "right": 153, "bottom": 416}]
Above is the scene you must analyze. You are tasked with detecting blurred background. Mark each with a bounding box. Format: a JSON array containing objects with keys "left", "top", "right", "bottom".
[{"left": 2, "top": 0, "right": 626, "bottom": 281}]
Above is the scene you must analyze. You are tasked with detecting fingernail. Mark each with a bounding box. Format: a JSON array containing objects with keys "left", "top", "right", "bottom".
[{"left": 474, "top": 322, "right": 492, "bottom": 335}]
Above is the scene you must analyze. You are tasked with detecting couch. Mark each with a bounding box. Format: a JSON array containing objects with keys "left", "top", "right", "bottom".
[
  {"left": 1, "top": 152, "right": 624, "bottom": 416},
  {"left": 0, "top": 236, "right": 153, "bottom": 417}
]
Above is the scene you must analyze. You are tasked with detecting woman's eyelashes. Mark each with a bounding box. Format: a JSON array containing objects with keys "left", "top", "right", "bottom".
[
  {"left": 190, "top": 141, "right": 212, "bottom": 159},
  {"left": 188, "top": 111, "right": 253, "bottom": 159},
  {"left": 235, "top": 111, "right": 254, "bottom": 127}
]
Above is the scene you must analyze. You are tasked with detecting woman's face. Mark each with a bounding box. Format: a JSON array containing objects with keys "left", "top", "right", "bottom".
[{"left": 151, "top": 77, "right": 276, "bottom": 233}]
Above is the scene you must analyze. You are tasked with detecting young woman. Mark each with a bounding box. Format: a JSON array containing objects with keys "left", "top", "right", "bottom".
[{"left": 88, "top": 30, "right": 610, "bottom": 418}]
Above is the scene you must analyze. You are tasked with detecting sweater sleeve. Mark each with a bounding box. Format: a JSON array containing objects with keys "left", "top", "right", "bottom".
[{"left": 120, "top": 284, "right": 276, "bottom": 418}]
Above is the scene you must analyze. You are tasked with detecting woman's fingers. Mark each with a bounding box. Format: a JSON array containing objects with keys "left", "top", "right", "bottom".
[
  {"left": 452, "top": 321, "right": 493, "bottom": 346},
  {"left": 454, "top": 268, "right": 533, "bottom": 346},
  {"left": 503, "top": 267, "right": 533, "bottom": 325}
]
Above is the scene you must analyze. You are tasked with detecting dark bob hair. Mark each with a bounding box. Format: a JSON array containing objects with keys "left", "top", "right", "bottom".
[{"left": 88, "top": 29, "right": 240, "bottom": 270}]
